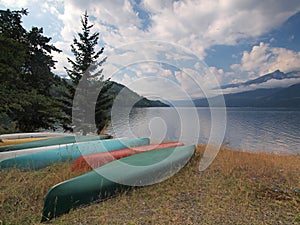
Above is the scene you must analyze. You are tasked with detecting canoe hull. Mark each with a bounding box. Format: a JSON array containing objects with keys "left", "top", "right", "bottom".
[
  {"left": 0, "top": 138, "right": 150, "bottom": 171},
  {"left": 41, "top": 145, "right": 195, "bottom": 221},
  {"left": 1, "top": 142, "right": 85, "bottom": 162},
  {"left": 0, "top": 135, "right": 110, "bottom": 152},
  {"left": 0, "top": 132, "right": 72, "bottom": 140},
  {"left": 72, "top": 142, "right": 184, "bottom": 172},
  {"left": 0, "top": 137, "right": 51, "bottom": 147}
]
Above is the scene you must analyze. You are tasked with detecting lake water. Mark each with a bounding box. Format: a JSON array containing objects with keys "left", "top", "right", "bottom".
[{"left": 107, "top": 107, "right": 300, "bottom": 155}]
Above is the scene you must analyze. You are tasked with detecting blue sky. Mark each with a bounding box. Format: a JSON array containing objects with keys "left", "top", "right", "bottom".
[{"left": 1, "top": 0, "right": 300, "bottom": 100}]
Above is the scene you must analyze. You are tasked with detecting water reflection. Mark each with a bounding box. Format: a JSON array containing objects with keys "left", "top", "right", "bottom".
[{"left": 107, "top": 107, "right": 300, "bottom": 155}]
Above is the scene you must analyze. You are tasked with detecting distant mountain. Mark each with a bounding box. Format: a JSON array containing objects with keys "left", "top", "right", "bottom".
[
  {"left": 192, "top": 83, "right": 300, "bottom": 108},
  {"left": 57, "top": 77, "right": 168, "bottom": 107},
  {"left": 221, "top": 70, "right": 300, "bottom": 89},
  {"left": 108, "top": 82, "right": 169, "bottom": 107},
  {"left": 261, "top": 83, "right": 300, "bottom": 107}
]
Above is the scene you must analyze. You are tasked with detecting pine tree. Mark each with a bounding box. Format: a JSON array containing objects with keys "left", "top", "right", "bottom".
[
  {"left": 0, "top": 9, "right": 27, "bottom": 41},
  {"left": 24, "top": 26, "right": 62, "bottom": 95},
  {"left": 64, "top": 11, "right": 112, "bottom": 134},
  {"left": 0, "top": 9, "right": 63, "bottom": 133}
]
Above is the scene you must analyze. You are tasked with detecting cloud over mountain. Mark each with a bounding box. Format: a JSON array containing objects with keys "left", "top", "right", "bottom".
[
  {"left": 1, "top": 0, "right": 300, "bottom": 100},
  {"left": 231, "top": 42, "right": 300, "bottom": 78}
]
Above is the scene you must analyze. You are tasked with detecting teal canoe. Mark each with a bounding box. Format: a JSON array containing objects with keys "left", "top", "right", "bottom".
[
  {"left": 41, "top": 145, "right": 195, "bottom": 221},
  {"left": 0, "top": 138, "right": 150, "bottom": 171},
  {"left": 0, "top": 135, "right": 111, "bottom": 152}
]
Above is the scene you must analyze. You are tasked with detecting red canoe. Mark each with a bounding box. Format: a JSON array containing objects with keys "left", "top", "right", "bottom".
[{"left": 72, "top": 142, "right": 184, "bottom": 172}]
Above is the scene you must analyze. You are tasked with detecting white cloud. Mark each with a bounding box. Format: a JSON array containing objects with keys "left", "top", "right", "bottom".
[
  {"left": 143, "top": 0, "right": 300, "bottom": 48},
  {"left": 0, "top": 0, "right": 37, "bottom": 8},
  {"left": 51, "top": 41, "right": 71, "bottom": 74},
  {"left": 53, "top": 0, "right": 300, "bottom": 95},
  {"left": 127, "top": 76, "right": 192, "bottom": 100},
  {"left": 2, "top": 0, "right": 300, "bottom": 65},
  {"left": 41, "top": 2, "right": 57, "bottom": 15},
  {"left": 231, "top": 42, "right": 300, "bottom": 78},
  {"left": 50, "top": 0, "right": 300, "bottom": 67},
  {"left": 1, "top": 0, "right": 300, "bottom": 99},
  {"left": 171, "top": 66, "right": 226, "bottom": 99}
]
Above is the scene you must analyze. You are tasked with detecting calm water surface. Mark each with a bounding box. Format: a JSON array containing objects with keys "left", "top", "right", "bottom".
[{"left": 107, "top": 107, "right": 300, "bottom": 155}]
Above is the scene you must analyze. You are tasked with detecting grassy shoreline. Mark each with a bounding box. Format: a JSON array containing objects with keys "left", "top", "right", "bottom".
[{"left": 1, "top": 145, "right": 299, "bottom": 224}]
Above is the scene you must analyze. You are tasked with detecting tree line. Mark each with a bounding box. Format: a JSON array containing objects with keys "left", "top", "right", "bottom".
[{"left": 0, "top": 9, "right": 112, "bottom": 135}]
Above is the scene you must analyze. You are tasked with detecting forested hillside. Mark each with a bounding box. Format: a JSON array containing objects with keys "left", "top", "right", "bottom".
[{"left": 0, "top": 9, "right": 167, "bottom": 135}]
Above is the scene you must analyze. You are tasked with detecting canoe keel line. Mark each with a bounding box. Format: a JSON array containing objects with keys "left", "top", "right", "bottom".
[{"left": 72, "top": 142, "right": 184, "bottom": 172}]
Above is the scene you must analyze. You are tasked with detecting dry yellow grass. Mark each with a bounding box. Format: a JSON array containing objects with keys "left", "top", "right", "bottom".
[{"left": 0, "top": 145, "right": 299, "bottom": 224}]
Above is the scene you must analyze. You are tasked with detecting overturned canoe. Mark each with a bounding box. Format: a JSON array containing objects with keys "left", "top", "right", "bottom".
[
  {"left": 72, "top": 142, "right": 184, "bottom": 172},
  {"left": 0, "top": 138, "right": 149, "bottom": 171},
  {"left": 41, "top": 145, "right": 195, "bottom": 221},
  {"left": 0, "top": 137, "right": 52, "bottom": 147},
  {"left": 0, "top": 132, "right": 72, "bottom": 140},
  {"left": 0, "top": 135, "right": 110, "bottom": 152},
  {"left": 0, "top": 142, "right": 82, "bottom": 163}
]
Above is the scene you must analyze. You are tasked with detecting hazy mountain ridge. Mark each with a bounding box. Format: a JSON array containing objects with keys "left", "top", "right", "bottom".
[
  {"left": 185, "top": 70, "right": 300, "bottom": 108},
  {"left": 108, "top": 82, "right": 169, "bottom": 107},
  {"left": 221, "top": 70, "right": 300, "bottom": 89},
  {"left": 60, "top": 78, "right": 169, "bottom": 107},
  {"left": 192, "top": 82, "right": 300, "bottom": 107}
]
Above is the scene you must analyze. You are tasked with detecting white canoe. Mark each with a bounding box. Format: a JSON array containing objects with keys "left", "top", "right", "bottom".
[
  {"left": 0, "top": 132, "right": 73, "bottom": 140},
  {"left": 0, "top": 143, "right": 74, "bottom": 162},
  {"left": 0, "top": 137, "right": 135, "bottom": 163}
]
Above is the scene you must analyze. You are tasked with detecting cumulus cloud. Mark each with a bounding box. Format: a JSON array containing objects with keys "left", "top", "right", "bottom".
[
  {"left": 231, "top": 42, "right": 300, "bottom": 78},
  {"left": 143, "top": 0, "right": 300, "bottom": 47},
  {"left": 2, "top": 0, "right": 300, "bottom": 62},
  {"left": 1, "top": 0, "right": 300, "bottom": 98},
  {"left": 51, "top": 0, "right": 300, "bottom": 64},
  {"left": 99, "top": 40, "right": 226, "bottom": 99},
  {"left": 50, "top": 0, "right": 300, "bottom": 91},
  {"left": 171, "top": 66, "right": 227, "bottom": 99},
  {"left": 127, "top": 76, "right": 191, "bottom": 100},
  {"left": 0, "top": 0, "right": 38, "bottom": 8},
  {"left": 51, "top": 41, "right": 71, "bottom": 73}
]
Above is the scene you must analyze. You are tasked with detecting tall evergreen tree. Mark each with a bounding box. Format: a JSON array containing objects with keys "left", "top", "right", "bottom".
[
  {"left": 0, "top": 9, "right": 27, "bottom": 41},
  {"left": 0, "top": 9, "right": 63, "bottom": 133},
  {"left": 64, "top": 11, "right": 112, "bottom": 134},
  {"left": 24, "top": 27, "right": 62, "bottom": 95},
  {"left": 0, "top": 36, "right": 26, "bottom": 133}
]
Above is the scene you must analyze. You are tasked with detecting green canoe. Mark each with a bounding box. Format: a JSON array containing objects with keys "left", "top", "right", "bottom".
[
  {"left": 0, "top": 135, "right": 111, "bottom": 152},
  {"left": 41, "top": 145, "right": 195, "bottom": 221},
  {"left": 0, "top": 138, "right": 150, "bottom": 171}
]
